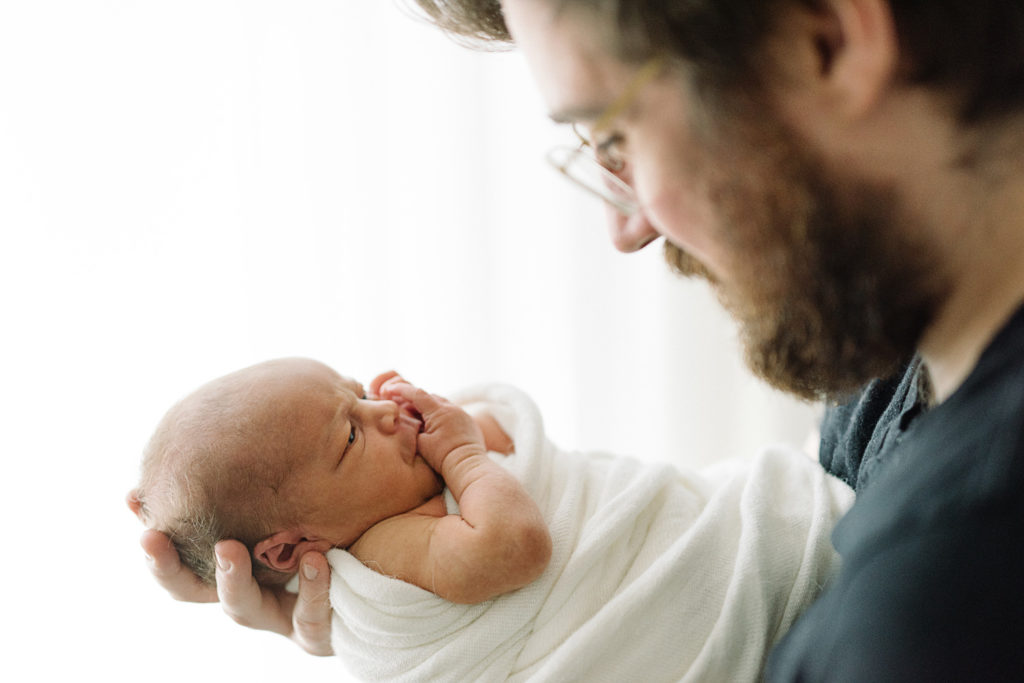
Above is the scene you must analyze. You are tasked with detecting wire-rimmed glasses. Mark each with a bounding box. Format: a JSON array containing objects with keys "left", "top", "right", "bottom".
[
  {"left": 546, "top": 145, "right": 640, "bottom": 214},
  {"left": 545, "top": 57, "right": 665, "bottom": 216}
]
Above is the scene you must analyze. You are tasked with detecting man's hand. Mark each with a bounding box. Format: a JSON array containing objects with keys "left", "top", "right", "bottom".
[{"left": 136, "top": 527, "right": 334, "bottom": 656}]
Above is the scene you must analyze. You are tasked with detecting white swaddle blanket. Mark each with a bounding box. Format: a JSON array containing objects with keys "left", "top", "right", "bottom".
[{"left": 328, "top": 384, "right": 853, "bottom": 682}]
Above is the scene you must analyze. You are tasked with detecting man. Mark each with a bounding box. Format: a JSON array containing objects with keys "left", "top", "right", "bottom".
[{"left": 139, "top": 0, "right": 1024, "bottom": 678}]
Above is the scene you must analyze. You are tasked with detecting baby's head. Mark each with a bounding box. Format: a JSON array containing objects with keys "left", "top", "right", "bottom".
[{"left": 130, "top": 358, "right": 442, "bottom": 586}]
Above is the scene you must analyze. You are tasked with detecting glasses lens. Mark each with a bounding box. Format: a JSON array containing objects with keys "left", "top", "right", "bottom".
[{"left": 546, "top": 146, "right": 639, "bottom": 215}]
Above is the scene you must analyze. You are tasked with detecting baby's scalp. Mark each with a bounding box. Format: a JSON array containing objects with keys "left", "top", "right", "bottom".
[{"left": 136, "top": 359, "right": 327, "bottom": 585}]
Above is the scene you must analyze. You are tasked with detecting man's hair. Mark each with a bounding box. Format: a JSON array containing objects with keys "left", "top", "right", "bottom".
[
  {"left": 410, "top": 0, "right": 1024, "bottom": 125},
  {"left": 134, "top": 387, "right": 294, "bottom": 588}
]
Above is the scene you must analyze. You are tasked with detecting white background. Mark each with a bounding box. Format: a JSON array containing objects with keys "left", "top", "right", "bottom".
[{"left": 0, "top": 1, "right": 818, "bottom": 680}]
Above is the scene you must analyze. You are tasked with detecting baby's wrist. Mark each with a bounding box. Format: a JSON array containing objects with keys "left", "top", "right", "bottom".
[{"left": 438, "top": 443, "right": 489, "bottom": 480}]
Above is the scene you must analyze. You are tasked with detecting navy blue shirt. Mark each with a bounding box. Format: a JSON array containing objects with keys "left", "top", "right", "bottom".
[{"left": 767, "top": 304, "right": 1024, "bottom": 681}]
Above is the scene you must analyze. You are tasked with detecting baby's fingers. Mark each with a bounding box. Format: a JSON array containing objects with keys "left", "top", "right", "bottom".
[
  {"left": 386, "top": 381, "right": 448, "bottom": 416},
  {"left": 369, "top": 370, "right": 403, "bottom": 399}
]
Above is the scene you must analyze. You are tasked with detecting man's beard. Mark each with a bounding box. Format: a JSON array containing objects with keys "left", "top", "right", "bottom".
[{"left": 664, "top": 113, "right": 950, "bottom": 401}]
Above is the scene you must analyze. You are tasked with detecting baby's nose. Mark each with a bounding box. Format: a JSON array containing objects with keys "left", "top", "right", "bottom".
[{"left": 366, "top": 399, "right": 399, "bottom": 433}]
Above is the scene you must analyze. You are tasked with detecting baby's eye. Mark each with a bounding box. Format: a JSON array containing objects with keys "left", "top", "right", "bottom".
[{"left": 338, "top": 424, "right": 357, "bottom": 467}]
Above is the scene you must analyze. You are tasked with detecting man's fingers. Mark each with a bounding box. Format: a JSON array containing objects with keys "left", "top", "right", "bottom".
[
  {"left": 215, "top": 540, "right": 291, "bottom": 636},
  {"left": 292, "top": 552, "right": 334, "bottom": 656},
  {"left": 140, "top": 529, "right": 218, "bottom": 603},
  {"left": 139, "top": 528, "right": 335, "bottom": 651}
]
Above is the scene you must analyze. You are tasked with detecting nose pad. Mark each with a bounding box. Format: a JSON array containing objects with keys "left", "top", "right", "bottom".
[{"left": 605, "top": 204, "right": 659, "bottom": 253}]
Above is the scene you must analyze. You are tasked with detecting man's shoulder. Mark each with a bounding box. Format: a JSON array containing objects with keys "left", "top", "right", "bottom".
[
  {"left": 769, "top": 306, "right": 1024, "bottom": 681},
  {"left": 820, "top": 302, "right": 1024, "bottom": 491},
  {"left": 907, "top": 305, "right": 1024, "bottom": 501}
]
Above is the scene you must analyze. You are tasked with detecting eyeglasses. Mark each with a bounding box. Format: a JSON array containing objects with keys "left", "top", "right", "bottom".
[{"left": 546, "top": 57, "right": 665, "bottom": 216}]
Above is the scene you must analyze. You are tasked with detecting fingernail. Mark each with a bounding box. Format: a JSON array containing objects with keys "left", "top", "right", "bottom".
[
  {"left": 216, "top": 553, "right": 231, "bottom": 573},
  {"left": 303, "top": 562, "right": 319, "bottom": 581},
  {"left": 144, "top": 553, "right": 154, "bottom": 567}
]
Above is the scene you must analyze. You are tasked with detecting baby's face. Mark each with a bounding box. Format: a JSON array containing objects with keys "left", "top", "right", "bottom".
[{"left": 267, "top": 361, "right": 443, "bottom": 547}]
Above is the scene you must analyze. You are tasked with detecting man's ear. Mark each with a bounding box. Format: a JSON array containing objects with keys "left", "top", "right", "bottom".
[
  {"left": 814, "top": 0, "right": 899, "bottom": 119},
  {"left": 254, "top": 530, "right": 331, "bottom": 573}
]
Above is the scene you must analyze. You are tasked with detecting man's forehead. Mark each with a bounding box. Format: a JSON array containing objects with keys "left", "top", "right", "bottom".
[
  {"left": 543, "top": 61, "right": 639, "bottom": 130},
  {"left": 502, "top": 0, "right": 629, "bottom": 125}
]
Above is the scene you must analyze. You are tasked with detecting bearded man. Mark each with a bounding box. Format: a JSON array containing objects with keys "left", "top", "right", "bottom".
[{"left": 141, "top": 1, "right": 1024, "bottom": 679}]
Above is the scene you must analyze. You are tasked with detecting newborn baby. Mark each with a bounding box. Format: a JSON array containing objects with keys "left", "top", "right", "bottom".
[
  {"left": 130, "top": 357, "right": 551, "bottom": 603},
  {"left": 131, "top": 357, "right": 853, "bottom": 681}
]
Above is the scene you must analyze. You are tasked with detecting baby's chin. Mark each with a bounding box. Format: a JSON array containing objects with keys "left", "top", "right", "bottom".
[
  {"left": 414, "top": 456, "right": 445, "bottom": 501},
  {"left": 417, "top": 455, "right": 444, "bottom": 494}
]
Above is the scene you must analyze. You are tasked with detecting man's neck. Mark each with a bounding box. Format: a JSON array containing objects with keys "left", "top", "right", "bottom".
[{"left": 919, "top": 170, "right": 1024, "bottom": 403}]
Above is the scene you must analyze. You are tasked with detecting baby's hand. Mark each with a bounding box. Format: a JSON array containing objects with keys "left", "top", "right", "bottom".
[
  {"left": 377, "top": 378, "right": 486, "bottom": 474},
  {"left": 371, "top": 372, "right": 419, "bottom": 420},
  {"left": 368, "top": 370, "right": 405, "bottom": 400}
]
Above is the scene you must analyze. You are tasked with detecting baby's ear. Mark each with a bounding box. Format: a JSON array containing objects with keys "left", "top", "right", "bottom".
[{"left": 254, "top": 531, "right": 330, "bottom": 572}]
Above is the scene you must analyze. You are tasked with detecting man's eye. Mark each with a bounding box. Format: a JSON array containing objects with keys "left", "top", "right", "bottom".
[
  {"left": 596, "top": 132, "right": 623, "bottom": 149},
  {"left": 348, "top": 424, "right": 356, "bottom": 445},
  {"left": 596, "top": 133, "right": 626, "bottom": 171}
]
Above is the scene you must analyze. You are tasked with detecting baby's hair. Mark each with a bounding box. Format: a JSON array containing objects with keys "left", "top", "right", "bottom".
[
  {"left": 142, "top": 493, "right": 225, "bottom": 586},
  {"left": 135, "top": 374, "right": 296, "bottom": 588}
]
